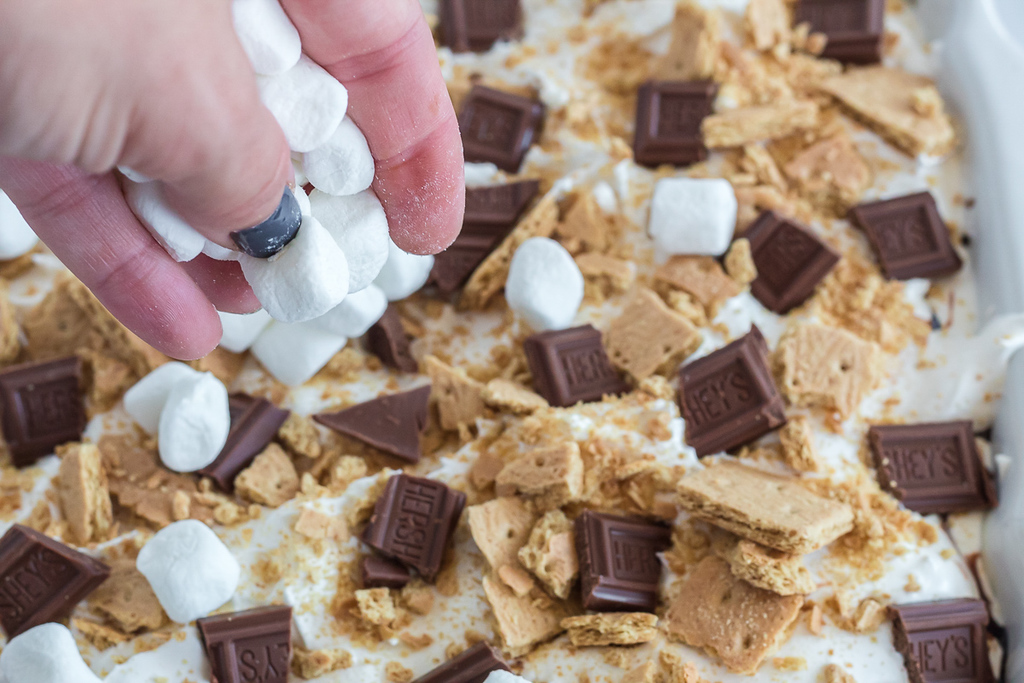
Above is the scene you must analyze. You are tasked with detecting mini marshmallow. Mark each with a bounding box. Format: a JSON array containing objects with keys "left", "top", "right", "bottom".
[
  {"left": 292, "top": 184, "right": 312, "bottom": 217},
  {"left": 303, "top": 118, "right": 375, "bottom": 196},
  {"left": 231, "top": 0, "right": 301, "bottom": 75},
  {"left": 201, "top": 240, "right": 239, "bottom": 261},
  {"left": 158, "top": 372, "right": 231, "bottom": 472},
  {"left": 0, "top": 190, "right": 40, "bottom": 260},
  {"left": 257, "top": 54, "right": 348, "bottom": 153},
  {"left": 648, "top": 177, "right": 737, "bottom": 258},
  {"left": 251, "top": 320, "right": 347, "bottom": 385},
  {"left": 373, "top": 238, "right": 434, "bottom": 301},
  {"left": 123, "top": 362, "right": 201, "bottom": 434},
  {"left": 310, "top": 189, "right": 389, "bottom": 292},
  {"left": 505, "top": 237, "right": 583, "bottom": 331},
  {"left": 240, "top": 215, "right": 350, "bottom": 322},
  {"left": 137, "top": 520, "right": 241, "bottom": 624},
  {"left": 0, "top": 623, "right": 102, "bottom": 683},
  {"left": 218, "top": 309, "right": 274, "bottom": 352},
  {"left": 123, "top": 180, "right": 206, "bottom": 261},
  {"left": 292, "top": 153, "right": 308, "bottom": 186},
  {"left": 312, "top": 284, "right": 387, "bottom": 337}
]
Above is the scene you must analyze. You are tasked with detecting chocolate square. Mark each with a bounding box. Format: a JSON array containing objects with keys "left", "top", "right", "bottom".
[
  {"left": 575, "top": 511, "right": 671, "bottom": 612},
  {"left": 868, "top": 421, "right": 997, "bottom": 514},
  {"left": 634, "top": 80, "right": 717, "bottom": 168},
  {"left": 0, "top": 357, "right": 85, "bottom": 467},
  {"left": 849, "top": 192, "right": 962, "bottom": 280},
  {"left": 197, "top": 605, "right": 292, "bottom": 683},
  {"left": 523, "top": 324, "right": 630, "bottom": 407},
  {"left": 459, "top": 86, "right": 544, "bottom": 173},
  {"left": 678, "top": 327, "right": 787, "bottom": 456},
  {"left": 440, "top": 0, "right": 523, "bottom": 53},
  {"left": 794, "top": 0, "right": 885, "bottom": 64},
  {"left": 412, "top": 641, "right": 510, "bottom": 683},
  {"left": 745, "top": 210, "right": 840, "bottom": 313},
  {"left": 314, "top": 385, "right": 431, "bottom": 463},
  {"left": 199, "top": 394, "right": 289, "bottom": 491},
  {"left": 890, "top": 599, "right": 994, "bottom": 683}
]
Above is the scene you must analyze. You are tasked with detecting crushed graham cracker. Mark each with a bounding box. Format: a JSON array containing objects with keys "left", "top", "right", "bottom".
[
  {"left": 278, "top": 413, "right": 322, "bottom": 460},
  {"left": 622, "top": 662, "right": 658, "bottom": 683},
  {"left": 555, "top": 191, "right": 616, "bottom": 253},
  {"left": 744, "top": 0, "right": 790, "bottom": 52},
  {"left": 714, "top": 535, "right": 815, "bottom": 596},
  {"left": 703, "top": 101, "right": 820, "bottom": 149},
  {"left": 495, "top": 442, "right": 584, "bottom": 509},
  {"left": 655, "top": 256, "right": 741, "bottom": 316},
  {"left": 88, "top": 558, "right": 166, "bottom": 633},
  {"left": 292, "top": 647, "right": 353, "bottom": 679},
  {"left": 425, "top": 355, "right": 487, "bottom": 432},
  {"left": 294, "top": 507, "right": 348, "bottom": 542},
  {"left": 605, "top": 287, "right": 702, "bottom": 381},
  {"left": 482, "top": 379, "right": 549, "bottom": 415},
  {"left": 482, "top": 573, "right": 567, "bottom": 657},
  {"left": 779, "top": 416, "right": 821, "bottom": 473},
  {"left": 780, "top": 132, "right": 872, "bottom": 214},
  {"left": 399, "top": 581, "right": 435, "bottom": 615},
  {"left": 561, "top": 613, "right": 658, "bottom": 647},
  {"left": 470, "top": 452, "right": 507, "bottom": 490},
  {"left": 385, "top": 662, "right": 415, "bottom": 683},
  {"left": 0, "top": 282, "right": 19, "bottom": 365},
  {"left": 355, "top": 587, "right": 397, "bottom": 627},
  {"left": 576, "top": 252, "right": 635, "bottom": 299},
  {"left": 660, "top": 652, "right": 706, "bottom": 683},
  {"left": 724, "top": 238, "right": 757, "bottom": 287},
  {"left": 843, "top": 597, "right": 887, "bottom": 634},
  {"left": 823, "top": 663, "right": 857, "bottom": 683},
  {"left": 234, "top": 443, "right": 300, "bottom": 508},
  {"left": 467, "top": 497, "right": 537, "bottom": 572},
  {"left": 56, "top": 442, "right": 113, "bottom": 544},
  {"left": 518, "top": 509, "right": 579, "bottom": 599},
  {"left": 654, "top": 1, "right": 720, "bottom": 81},
  {"left": 74, "top": 618, "right": 130, "bottom": 649}
]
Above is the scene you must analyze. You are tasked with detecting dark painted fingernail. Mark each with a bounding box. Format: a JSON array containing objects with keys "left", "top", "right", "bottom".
[{"left": 230, "top": 188, "right": 302, "bottom": 258}]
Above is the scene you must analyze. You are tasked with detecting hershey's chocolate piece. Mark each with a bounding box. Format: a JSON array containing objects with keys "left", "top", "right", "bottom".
[
  {"left": 361, "top": 474, "right": 467, "bottom": 582},
  {"left": 633, "top": 80, "right": 717, "bottom": 168},
  {"left": 366, "top": 306, "right": 418, "bottom": 373},
  {"left": 433, "top": 181, "right": 540, "bottom": 294},
  {"left": 890, "top": 599, "right": 994, "bottom": 683},
  {"left": 794, "top": 0, "right": 885, "bottom": 65},
  {"left": 869, "top": 421, "right": 997, "bottom": 515},
  {"left": 361, "top": 554, "right": 412, "bottom": 589},
  {"left": 314, "top": 385, "right": 431, "bottom": 463},
  {"left": 523, "top": 324, "right": 630, "bottom": 408},
  {"left": 412, "top": 641, "right": 511, "bottom": 683},
  {"left": 0, "top": 524, "right": 110, "bottom": 637},
  {"left": 200, "top": 394, "right": 290, "bottom": 491},
  {"left": 440, "top": 0, "right": 523, "bottom": 53},
  {"left": 849, "top": 192, "right": 962, "bottom": 280},
  {"left": 0, "top": 356, "right": 86, "bottom": 468},
  {"left": 677, "top": 327, "right": 787, "bottom": 456},
  {"left": 744, "top": 210, "right": 840, "bottom": 314},
  {"left": 197, "top": 605, "right": 293, "bottom": 683},
  {"left": 575, "top": 511, "right": 671, "bottom": 612},
  {"left": 459, "top": 86, "right": 545, "bottom": 173}
]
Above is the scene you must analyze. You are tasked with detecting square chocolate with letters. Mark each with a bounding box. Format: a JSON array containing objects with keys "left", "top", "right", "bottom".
[
  {"left": 197, "top": 605, "right": 293, "bottom": 683},
  {"left": 524, "top": 324, "right": 630, "bottom": 407},
  {"left": 794, "top": 0, "right": 885, "bottom": 64},
  {"left": 745, "top": 210, "right": 840, "bottom": 314},
  {"left": 868, "top": 421, "right": 997, "bottom": 514},
  {"left": 678, "top": 327, "right": 787, "bottom": 456},
  {"left": 890, "top": 599, "right": 994, "bottom": 683},
  {"left": 575, "top": 511, "right": 671, "bottom": 612},
  {"left": 849, "top": 192, "right": 962, "bottom": 280},
  {"left": 634, "top": 80, "right": 717, "bottom": 168},
  {"left": 0, "top": 357, "right": 86, "bottom": 468},
  {"left": 459, "top": 86, "right": 544, "bottom": 173},
  {"left": 440, "top": 0, "right": 523, "bottom": 53}
]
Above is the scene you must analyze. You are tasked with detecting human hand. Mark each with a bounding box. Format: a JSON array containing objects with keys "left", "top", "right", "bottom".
[{"left": 0, "top": 0, "right": 464, "bottom": 359}]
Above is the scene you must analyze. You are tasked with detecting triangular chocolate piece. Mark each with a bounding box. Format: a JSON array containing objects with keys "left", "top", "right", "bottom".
[
  {"left": 314, "top": 385, "right": 431, "bottom": 463},
  {"left": 197, "top": 605, "right": 292, "bottom": 683}
]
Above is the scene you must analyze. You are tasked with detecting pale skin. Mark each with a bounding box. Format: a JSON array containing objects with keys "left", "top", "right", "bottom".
[{"left": 0, "top": 0, "right": 465, "bottom": 359}]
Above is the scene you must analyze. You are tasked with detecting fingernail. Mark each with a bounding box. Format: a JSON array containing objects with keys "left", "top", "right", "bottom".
[{"left": 230, "top": 188, "right": 302, "bottom": 258}]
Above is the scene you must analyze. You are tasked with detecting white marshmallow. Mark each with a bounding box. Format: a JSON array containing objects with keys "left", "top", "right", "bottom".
[
  {"left": 240, "top": 215, "right": 350, "bottom": 322},
  {"left": 137, "top": 520, "right": 241, "bottom": 624},
  {"left": 312, "top": 284, "right": 387, "bottom": 337},
  {"left": 157, "top": 372, "right": 231, "bottom": 472},
  {"left": 484, "top": 672, "right": 533, "bottom": 683},
  {"left": 0, "top": 190, "right": 40, "bottom": 260},
  {"left": 292, "top": 184, "right": 312, "bottom": 217},
  {"left": 218, "top": 309, "right": 274, "bottom": 352},
  {"left": 372, "top": 238, "right": 434, "bottom": 301},
  {"left": 648, "top": 177, "right": 737, "bottom": 258},
  {"left": 251, "top": 320, "right": 347, "bottom": 385},
  {"left": 201, "top": 240, "right": 239, "bottom": 261},
  {"left": 591, "top": 180, "right": 618, "bottom": 214},
  {"left": 231, "top": 0, "right": 301, "bottom": 75},
  {"left": 0, "top": 623, "right": 101, "bottom": 683},
  {"left": 310, "top": 189, "right": 389, "bottom": 292},
  {"left": 257, "top": 55, "right": 348, "bottom": 153},
  {"left": 117, "top": 165, "right": 153, "bottom": 183},
  {"left": 291, "top": 154, "right": 307, "bottom": 187},
  {"left": 123, "top": 180, "right": 206, "bottom": 262},
  {"left": 303, "top": 118, "right": 375, "bottom": 196},
  {"left": 123, "top": 362, "right": 201, "bottom": 434},
  {"left": 505, "top": 237, "right": 583, "bottom": 331}
]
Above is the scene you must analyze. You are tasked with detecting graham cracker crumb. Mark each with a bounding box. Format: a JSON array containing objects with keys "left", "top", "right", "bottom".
[
  {"left": 605, "top": 287, "right": 702, "bottom": 381},
  {"left": 561, "top": 613, "right": 659, "bottom": 647},
  {"left": 845, "top": 597, "right": 887, "bottom": 634},
  {"left": 189, "top": 348, "right": 245, "bottom": 388},
  {"left": 0, "top": 282, "right": 20, "bottom": 365},
  {"left": 779, "top": 416, "right": 822, "bottom": 473},
  {"left": 556, "top": 191, "right": 615, "bottom": 253},
  {"left": 426, "top": 355, "right": 487, "bottom": 431},
  {"left": 655, "top": 256, "right": 741, "bottom": 317},
  {"left": 638, "top": 375, "right": 676, "bottom": 401},
  {"left": 55, "top": 442, "right": 113, "bottom": 544},
  {"left": 327, "top": 456, "right": 368, "bottom": 493},
  {"left": 660, "top": 652, "right": 705, "bottom": 683},
  {"left": 467, "top": 497, "right": 537, "bottom": 571},
  {"left": 808, "top": 604, "right": 824, "bottom": 635},
  {"left": 576, "top": 252, "right": 635, "bottom": 298},
  {"left": 654, "top": 1, "right": 720, "bottom": 80},
  {"left": 482, "top": 573, "right": 567, "bottom": 657},
  {"left": 385, "top": 662, "right": 415, "bottom": 683},
  {"left": 703, "top": 100, "right": 820, "bottom": 148},
  {"left": 398, "top": 632, "right": 434, "bottom": 650},
  {"left": 470, "top": 452, "right": 507, "bottom": 490},
  {"left": 744, "top": 0, "right": 790, "bottom": 51},
  {"left": 278, "top": 413, "right": 322, "bottom": 460},
  {"left": 294, "top": 507, "right": 348, "bottom": 542},
  {"left": 74, "top": 618, "right": 130, "bottom": 650},
  {"left": 824, "top": 663, "right": 857, "bottom": 683},
  {"left": 666, "top": 290, "right": 709, "bottom": 327},
  {"left": 482, "top": 379, "right": 549, "bottom": 415},
  {"left": 292, "top": 647, "right": 353, "bottom": 679},
  {"left": 495, "top": 442, "right": 584, "bottom": 509},
  {"left": 88, "top": 558, "right": 166, "bottom": 633},
  {"left": 714, "top": 536, "right": 815, "bottom": 596},
  {"left": 518, "top": 510, "right": 579, "bottom": 599},
  {"left": 234, "top": 443, "right": 300, "bottom": 508},
  {"left": 773, "top": 657, "right": 807, "bottom": 671},
  {"left": 171, "top": 490, "right": 191, "bottom": 521},
  {"left": 355, "top": 587, "right": 397, "bottom": 627},
  {"left": 781, "top": 133, "right": 871, "bottom": 213},
  {"left": 622, "top": 662, "right": 658, "bottom": 683},
  {"left": 399, "top": 581, "right": 435, "bottom": 615},
  {"left": 724, "top": 238, "right": 757, "bottom": 287}
]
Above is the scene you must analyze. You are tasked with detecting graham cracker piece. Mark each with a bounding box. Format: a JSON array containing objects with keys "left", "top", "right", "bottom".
[
  {"left": 665, "top": 555, "right": 804, "bottom": 674},
  {"left": 355, "top": 587, "right": 397, "bottom": 626},
  {"left": 56, "top": 442, "right": 113, "bottom": 544},
  {"left": 824, "top": 664, "right": 857, "bottom": 683},
  {"left": 292, "top": 647, "right": 353, "bottom": 679},
  {"left": 744, "top": 0, "right": 790, "bottom": 51},
  {"left": 518, "top": 510, "right": 579, "bottom": 599},
  {"left": 85, "top": 353, "right": 136, "bottom": 413},
  {"left": 495, "top": 442, "right": 584, "bottom": 509},
  {"left": 724, "top": 238, "right": 757, "bottom": 287},
  {"left": 467, "top": 497, "right": 538, "bottom": 572},
  {"left": 666, "top": 290, "right": 708, "bottom": 327},
  {"left": 462, "top": 195, "right": 560, "bottom": 310},
  {"left": 623, "top": 662, "right": 658, "bottom": 683},
  {"left": 774, "top": 323, "right": 880, "bottom": 418},
  {"left": 294, "top": 507, "right": 348, "bottom": 542},
  {"left": 0, "top": 281, "right": 20, "bottom": 365},
  {"left": 605, "top": 287, "right": 702, "bottom": 381},
  {"left": 819, "top": 67, "right": 956, "bottom": 157},
  {"left": 676, "top": 461, "right": 855, "bottom": 554},
  {"left": 471, "top": 452, "right": 507, "bottom": 489},
  {"left": 654, "top": 1, "right": 720, "bottom": 81},
  {"left": 278, "top": 413, "right": 322, "bottom": 460},
  {"left": 88, "top": 558, "right": 166, "bottom": 632},
  {"left": 778, "top": 416, "right": 821, "bottom": 473},
  {"left": 703, "top": 100, "right": 820, "bottom": 148},
  {"left": 843, "top": 597, "right": 886, "bottom": 634},
  {"left": 399, "top": 581, "right": 435, "bottom": 615},
  {"left": 482, "top": 379, "right": 549, "bottom": 414},
  {"left": 714, "top": 536, "right": 815, "bottom": 596},
  {"left": 561, "top": 613, "right": 659, "bottom": 647},
  {"left": 576, "top": 252, "right": 635, "bottom": 297},
  {"left": 234, "top": 443, "right": 300, "bottom": 507},
  {"left": 74, "top": 618, "right": 130, "bottom": 649},
  {"left": 425, "top": 355, "right": 487, "bottom": 431},
  {"left": 482, "top": 573, "right": 567, "bottom": 656},
  {"left": 655, "top": 256, "right": 741, "bottom": 316},
  {"left": 781, "top": 133, "right": 871, "bottom": 213},
  {"left": 556, "top": 191, "right": 614, "bottom": 253}
]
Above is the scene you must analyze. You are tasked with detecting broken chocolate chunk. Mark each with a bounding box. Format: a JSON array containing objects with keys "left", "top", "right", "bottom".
[
  {"left": 366, "top": 305, "right": 418, "bottom": 373},
  {"left": 524, "top": 324, "right": 630, "bottom": 407},
  {"left": 794, "top": 0, "right": 885, "bottom": 65},
  {"left": 633, "top": 80, "right": 717, "bottom": 168},
  {"left": 459, "top": 86, "right": 545, "bottom": 173},
  {"left": 314, "top": 385, "right": 431, "bottom": 463},
  {"left": 412, "top": 641, "right": 510, "bottom": 683},
  {"left": 361, "top": 554, "right": 412, "bottom": 589},
  {"left": 440, "top": 0, "right": 523, "bottom": 53},
  {"left": 890, "top": 599, "right": 994, "bottom": 683},
  {"left": 199, "top": 394, "right": 290, "bottom": 491},
  {"left": 0, "top": 356, "right": 86, "bottom": 468},
  {"left": 197, "top": 605, "right": 293, "bottom": 683}
]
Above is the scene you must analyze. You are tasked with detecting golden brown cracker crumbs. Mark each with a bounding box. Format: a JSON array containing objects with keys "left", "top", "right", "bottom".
[
  {"left": 740, "top": 144, "right": 789, "bottom": 191},
  {"left": 655, "top": 256, "right": 741, "bottom": 317},
  {"left": 714, "top": 536, "right": 816, "bottom": 596},
  {"left": 844, "top": 597, "right": 887, "bottom": 634},
  {"left": 780, "top": 133, "right": 872, "bottom": 214},
  {"left": 234, "top": 444, "right": 300, "bottom": 508},
  {"left": 317, "top": 344, "right": 383, "bottom": 384},
  {"left": 56, "top": 442, "right": 113, "bottom": 544},
  {"left": 637, "top": 375, "right": 676, "bottom": 401},
  {"left": 562, "top": 613, "right": 658, "bottom": 647},
  {"left": 622, "top": 662, "right": 658, "bottom": 683},
  {"left": 497, "top": 563, "right": 537, "bottom": 597},
  {"left": 518, "top": 510, "right": 579, "bottom": 599},
  {"left": 385, "top": 662, "right": 415, "bottom": 683},
  {"left": 89, "top": 558, "right": 166, "bottom": 632},
  {"left": 744, "top": 0, "right": 790, "bottom": 52},
  {"left": 773, "top": 657, "right": 808, "bottom": 671},
  {"left": 482, "top": 379, "right": 549, "bottom": 415},
  {"left": 808, "top": 603, "right": 824, "bottom": 635},
  {"left": 398, "top": 632, "right": 434, "bottom": 650},
  {"left": 189, "top": 348, "right": 245, "bottom": 388},
  {"left": 824, "top": 663, "right": 857, "bottom": 683},
  {"left": 278, "top": 413, "right": 322, "bottom": 460},
  {"left": 467, "top": 497, "right": 537, "bottom": 571},
  {"left": 327, "top": 455, "right": 369, "bottom": 493},
  {"left": 605, "top": 287, "right": 702, "bottom": 381},
  {"left": 665, "top": 556, "right": 804, "bottom": 674},
  {"left": 495, "top": 442, "right": 584, "bottom": 509},
  {"left": 470, "top": 452, "right": 507, "bottom": 490},
  {"left": 660, "top": 652, "right": 705, "bottom": 683},
  {"left": 73, "top": 618, "right": 130, "bottom": 649},
  {"left": 556, "top": 191, "right": 615, "bottom": 253},
  {"left": 703, "top": 100, "right": 820, "bottom": 149},
  {"left": 294, "top": 507, "right": 348, "bottom": 542},
  {"left": 724, "top": 238, "right": 757, "bottom": 287},
  {"left": 482, "top": 573, "right": 567, "bottom": 657},
  {"left": 665, "top": 290, "right": 709, "bottom": 327},
  {"left": 425, "top": 355, "right": 488, "bottom": 432},
  {"left": 171, "top": 490, "right": 191, "bottom": 521},
  {"left": 779, "top": 416, "right": 822, "bottom": 473},
  {"left": 905, "top": 573, "right": 922, "bottom": 592},
  {"left": 83, "top": 353, "right": 135, "bottom": 414},
  {"left": 655, "top": 2, "right": 720, "bottom": 81},
  {"left": 664, "top": 518, "right": 713, "bottom": 574},
  {"left": 292, "top": 647, "right": 353, "bottom": 679},
  {"left": 355, "top": 587, "right": 397, "bottom": 627},
  {"left": 576, "top": 252, "right": 635, "bottom": 299},
  {"left": 399, "top": 581, "right": 435, "bottom": 615}
]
